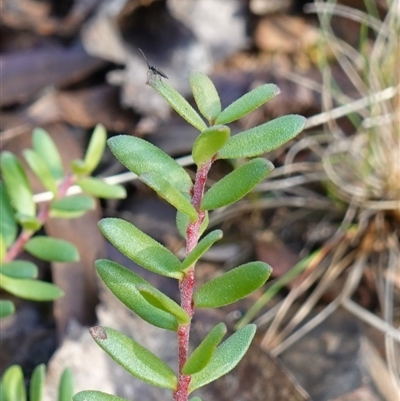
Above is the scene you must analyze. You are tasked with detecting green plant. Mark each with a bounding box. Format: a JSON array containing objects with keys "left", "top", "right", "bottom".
[
  {"left": 73, "top": 72, "right": 306, "bottom": 401},
  {"left": 0, "top": 364, "right": 73, "bottom": 401},
  {"left": 0, "top": 125, "right": 126, "bottom": 318}
]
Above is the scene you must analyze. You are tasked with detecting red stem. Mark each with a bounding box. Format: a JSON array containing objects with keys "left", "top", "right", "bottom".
[
  {"left": 4, "top": 229, "right": 35, "bottom": 263},
  {"left": 173, "top": 161, "right": 213, "bottom": 401}
]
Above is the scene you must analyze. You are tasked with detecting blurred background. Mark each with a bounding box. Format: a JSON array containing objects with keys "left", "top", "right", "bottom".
[{"left": 1, "top": 0, "right": 399, "bottom": 400}]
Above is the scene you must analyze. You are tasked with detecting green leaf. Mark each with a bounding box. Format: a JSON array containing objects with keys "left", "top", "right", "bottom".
[
  {"left": 32, "top": 128, "right": 64, "bottom": 180},
  {"left": 108, "top": 135, "right": 193, "bottom": 194},
  {"left": 96, "top": 259, "right": 189, "bottom": 331},
  {"left": 49, "top": 209, "right": 90, "bottom": 219},
  {"left": 0, "top": 300, "right": 15, "bottom": 318},
  {"left": 49, "top": 209, "right": 88, "bottom": 219},
  {"left": 183, "top": 323, "right": 227, "bottom": 375},
  {"left": 99, "top": 218, "right": 182, "bottom": 279},
  {"left": 23, "top": 149, "right": 58, "bottom": 194},
  {"left": 192, "top": 125, "right": 230, "bottom": 166},
  {"left": 190, "top": 72, "right": 221, "bottom": 123},
  {"left": 201, "top": 158, "right": 274, "bottom": 210},
  {"left": 137, "top": 284, "right": 190, "bottom": 324},
  {"left": 235, "top": 251, "right": 317, "bottom": 329},
  {"left": 70, "top": 159, "right": 88, "bottom": 175},
  {"left": 15, "top": 213, "right": 42, "bottom": 231},
  {"left": 24, "top": 236, "right": 79, "bottom": 262},
  {"left": 139, "top": 172, "right": 197, "bottom": 221},
  {"left": 176, "top": 209, "right": 209, "bottom": 240},
  {"left": 218, "top": 115, "right": 307, "bottom": 159},
  {"left": 0, "top": 260, "right": 38, "bottom": 279},
  {"left": 73, "top": 391, "right": 129, "bottom": 401},
  {"left": 51, "top": 195, "right": 95, "bottom": 213},
  {"left": 58, "top": 368, "right": 74, "bottom": 401},
  {"left": 77, "top": 177, "right": 127, "bottom": 199},
  {"left": 30, "top": 364, "right": 45, "bottom": 401},
  {"left": 0, "top": 183, "right": 18, "bottom": 247},
  {"left": 149, "top": 79, "right": 207, "bottom": 132},
  {"left": 190, "top": 398, "right": 202, "bottom": 401},
  {"left": 83, "top": 124, "right": 107, "bottom": 174},
  {"left": 215, "top": 84, "right": 280, "bottom": 125},
  {"left": 189, "top": 324, "right": 256, "bottom": 392},
  {"left": 194, "top": 261, "right": 272, "bottom": 308},
  {"left": 0, "top": 151, "right": 35, "bottom": 217},
  {"left": 0, "top": 235, "right": 5, "bottom": 263},
  {"left": 89, "top": 326, "right": 177, "bottom": 389},
  {"left": 180, "top": 230, "right": 223, "bottom": 271},
  {"left": 0, "top": 273, "right": 64, "bottom": 301},
  {"left": 0, "top": 379, "right": 5, "bottom": 400},
  {"left": 1, "top": 365, "right": 26, "bottom": 401}
]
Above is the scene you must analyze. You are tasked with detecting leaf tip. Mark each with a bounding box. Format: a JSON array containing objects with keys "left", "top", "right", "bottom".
[{"left": 89, "top": 326, "right": 108, "bottom": 340}]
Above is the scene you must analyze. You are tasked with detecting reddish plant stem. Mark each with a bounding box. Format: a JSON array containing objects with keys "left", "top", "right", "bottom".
[
  {"left": 174, "top": 161, "right": 213, "bottom": 401},
  {"left": 186, "top": 160, "right": 213, "bottom": 253},
  {"left": 4, "top": 174, "right": 75, "bottom": 263},
  {"left": 4, "top": 230, "right": 34, "bottom": 263},
  {"left": 57, "top": 173, "right": 75, "bottom": 198},
  {"left": 175, "top": 270, "right": 194, "bottom": 401}
]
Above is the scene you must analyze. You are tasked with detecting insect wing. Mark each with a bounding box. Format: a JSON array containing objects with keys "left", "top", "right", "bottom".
[
  {"left": 138, "top": 48, "right": 169, "bottom": 80},
  {"left": 152, "top": 66, "right": 168, "bottom": 79}
]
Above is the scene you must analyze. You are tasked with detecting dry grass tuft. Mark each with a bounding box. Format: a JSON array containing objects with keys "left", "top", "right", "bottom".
[{"left": 234, "top": 0, "right": 399, "bottom": 395}]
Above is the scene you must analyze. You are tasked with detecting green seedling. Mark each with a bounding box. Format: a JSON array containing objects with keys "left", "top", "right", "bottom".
[
  {"left": 0, "top": 125, "right": 126, "bottom": 317},
  {"left": 0, "top": 364, "right": 73, "bottom": 401},
  {"left": 74, "top": 72, "right": 306, "bottom": 401}
]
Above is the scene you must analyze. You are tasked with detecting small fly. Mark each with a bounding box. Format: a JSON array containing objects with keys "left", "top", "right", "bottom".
[{"left": 138, "top": 48, "right": 169, "bottom": 84}]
